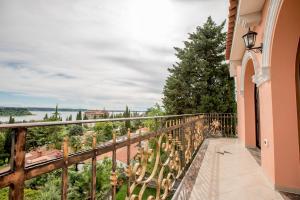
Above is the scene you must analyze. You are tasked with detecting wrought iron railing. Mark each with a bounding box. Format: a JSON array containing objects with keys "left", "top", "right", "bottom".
[{"left": 0, "top": 113, "right": 236, "bottom": 200}]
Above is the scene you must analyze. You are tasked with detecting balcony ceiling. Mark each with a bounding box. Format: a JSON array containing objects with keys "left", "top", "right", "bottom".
[{"left": 229, "top": 0, "right": 265, "bottom": 61}]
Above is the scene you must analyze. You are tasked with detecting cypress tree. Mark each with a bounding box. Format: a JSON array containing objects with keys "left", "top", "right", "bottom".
[
  {"left": 8, "top": 116, "right": 15, "bottom": 124},
  {"left": 83, "top": 114, "right": 88, "bottom": 120},
  {"left": 123, "top": 106, "right": 131, "bottom": 130},
  {"left": 76, "top": 111, "right": 82, "bottom": 120},
  {"left": 163, "top": 17, "right": 236, "bottom": 114},
  {"left": 53, "top": 104, "right": 59, "bottom": 119}
]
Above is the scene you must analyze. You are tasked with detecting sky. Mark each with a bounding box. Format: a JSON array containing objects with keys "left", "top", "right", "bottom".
[{"left": 0, "top": 0, "right": 228, "bottom": 110}]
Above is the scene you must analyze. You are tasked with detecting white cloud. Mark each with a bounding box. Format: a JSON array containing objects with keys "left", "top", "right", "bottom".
[{"left": 0, "top": 0, "right": 228, "bottom": 110}]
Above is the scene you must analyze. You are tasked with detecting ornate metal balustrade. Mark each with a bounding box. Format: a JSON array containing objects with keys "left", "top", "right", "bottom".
[{"left": 0, "top": 113, "right": 236, "bottom": 200}]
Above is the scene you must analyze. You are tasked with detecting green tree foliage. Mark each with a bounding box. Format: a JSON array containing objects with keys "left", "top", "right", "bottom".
[
  {"left": 0, "top": 127, "right": 14, "bottom": 167},
  {"left": 0, "top": 131, "right": 11, "bottom": 166},
  {"left": 8, "top": 116, "right": 15, "bottom": 124},
  {"left": 39, "top": 178, "right": 60, "bottom": 200},
  {"left": 67, "top": 125, "right": 84, "bottom": 170},
  {"left": 44, "top": 113, "right": 48, "bottom": 120},
  {"left": 52, "top": 104, "right": 59, "bottom": 119},
  {"left": 163, "top": 17, "right": 236, "bottom": 114},
  {"left": 94, "top": 122, "right": 113, "bottom": 142},
  {"left": 15, "top": 159, "right": 119, "bottom": 200},
  {"left": 26, "top": 126, "right": 64, "bottom": 151},
  {"left": 143, "top": 103, "right": 165, "bottom": 131},
  {"left": 68, "top": 125, "right": 84, "bottom": 136},
  {"left": 131, "top": 114, "right": 142, "bottom": 132},
  {"left": 83, "top": 114, "right": 88, "bottom": 120},
  {"left": 26, "top": 107, "right": 66, "bottom": 151},
  {"left": 66, "top": 115, "right": 72, "bottom": 121},
  {"left": 76, "top": 111, "right": 82, "bottom": 120},
  {"left": 0, "top": 107, "right": 32, "bottom": 116},
  {"left": 68, "top": 159, "right": 114, "bottom": 199},
  {"left": 0, "top": 187, "right": 42, "bottom": 200},
  {"left": 48, "top": 105, "right": 62, "bottom": 121},
  {"left": 123, "top": 106, "right": 131, "bottom": 133}
]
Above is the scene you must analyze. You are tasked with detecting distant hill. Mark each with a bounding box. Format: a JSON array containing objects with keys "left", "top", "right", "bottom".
[{"left": 0, "top": 107, "right": 32, "bottom": 116}]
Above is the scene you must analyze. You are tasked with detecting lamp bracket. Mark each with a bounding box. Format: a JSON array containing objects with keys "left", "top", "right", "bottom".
[{"left": 246, "top": 43, "right": 263, "bottom": 53}]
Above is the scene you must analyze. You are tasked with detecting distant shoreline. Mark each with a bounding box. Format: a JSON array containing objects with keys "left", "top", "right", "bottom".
[
  {"left": 0, "top": 106, "right": 87, "bottom": 115},
  {"left": 0, "top": 107, "right": 33, "bottom": 117},
  {"left": 0, "top": 107, "right": 146, "bottom": 113}
]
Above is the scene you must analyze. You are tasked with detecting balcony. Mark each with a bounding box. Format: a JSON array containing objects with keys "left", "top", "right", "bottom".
[
  {"left": 0, "top": 113, "right": 296, "bottom": 200},
  {"left": 174, "top": 138, "right": 284, "bottom": 200}
]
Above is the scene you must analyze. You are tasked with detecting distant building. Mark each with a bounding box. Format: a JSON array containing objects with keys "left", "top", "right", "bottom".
[
  {"left": 84, "top": 110, "right": 108, "bottom": 119},
  {"left": 25, "top": 148, "right": 62, "bottom": 166}
]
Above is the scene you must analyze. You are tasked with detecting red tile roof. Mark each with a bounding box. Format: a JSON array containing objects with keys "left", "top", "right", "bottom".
[{"left": 226, "top": 0, "right": 238, "bottom": 60}]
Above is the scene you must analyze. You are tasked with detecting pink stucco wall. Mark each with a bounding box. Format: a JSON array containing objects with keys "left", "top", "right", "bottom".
[
  {"left": 269, "top": 0, "right": 300, "bottom": 191},
  {"left": 236, "top": 0, "right": 276, "bottom": 183},
  {"left": 254, "top": 0, "right": 277, "bottom": 185},
  {"left": 235, "top": 0, "right": 300, "bottom": 192},
  {"left": 244, "top": 60, "right": 256, "bottom": 147}
]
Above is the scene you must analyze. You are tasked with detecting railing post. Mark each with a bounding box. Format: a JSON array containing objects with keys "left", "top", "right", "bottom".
[
  {"left": 226, "top": 113, "right": 229, "bottom": 136},
  {"left": 220, "top": 114, "right": 223, "bottom": 135},
  {"left": 91, "top": 134, "right": 97, "bottom": 200},
  {"left": 235, "top": 113, "right": 237, "bottom": 135},
  {"left": 9, "top": 128, "right": 26, "bottom": 200},
  {"left": 61, "top": 137, "right": 68, "bottom": 200},
  {"left": 126, "top": 129, "right": 131, "bottom": 198},
  {"left": 209, "top": 113, "right": 211, "bottom": 130},
  {"left": 181, "top": 117, "right": 186, "bottom": 167},
  {"left": 230, "top": 113, "right": 233, "bottom": 137},
  {"left": 138, "top": 126, "right": 142, "bottom": 147},
  {"left": 190, "top": 120, "right": 194, "bottom": 156},
  {"left": 224, "top": 114, "right": 227, "bottom": 136},
  {"left": 110, "top": 133, "right": 117, "bottom": 200}
]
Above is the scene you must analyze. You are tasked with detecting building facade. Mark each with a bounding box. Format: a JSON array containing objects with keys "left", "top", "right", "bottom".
[
  {"left": 226, "top": 0, "right": 300, "bottom": 194},
  {"left": 84, "top": 110, "right": 109, "bottom": 119}
]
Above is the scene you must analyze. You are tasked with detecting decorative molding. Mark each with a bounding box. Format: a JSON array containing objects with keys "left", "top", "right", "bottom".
[
  {"left": 238, "top": 12, "right": 262, "bottom": 28},
  {"left": 240, "top": 51, "right": 260, "bottom": 95},
  {"left": 229, "top": 60, "right": 242, "bottom": 77},
  {"left": 253, "top": 66, "right": 270, "bottom": 87},
  {"left": 238, "top": 0, "right": 283, "bottom": 96},
  {"left": 262, "top": 0, "right": 283, "bottom": 68}
]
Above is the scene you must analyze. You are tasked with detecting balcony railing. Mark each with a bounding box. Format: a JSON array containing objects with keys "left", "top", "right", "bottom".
[{"left": 0, "top": 113, "right": 236, "bottom": 200}]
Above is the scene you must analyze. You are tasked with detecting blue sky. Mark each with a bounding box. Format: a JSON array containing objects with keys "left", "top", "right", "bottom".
[{"left": 0, "top": 0, "right": 228, "bottom": 110}]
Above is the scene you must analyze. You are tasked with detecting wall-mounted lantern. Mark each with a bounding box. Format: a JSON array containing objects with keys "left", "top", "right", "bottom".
[{"left": 242, "top": 28, "right": 263, "bottom": 53}]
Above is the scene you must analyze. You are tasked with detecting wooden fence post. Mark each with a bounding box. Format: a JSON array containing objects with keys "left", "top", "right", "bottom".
[
  {"left": 9, "top": 128, "right": 26, "bottom": 200},
  {"left": 91, "top": 134, "right": 97, "bottom": 200},
  {"left": 126, "top": 129, "right": 131, "bottom": 198},
  {"left": 111, "top": 133, "right": 117, "bottom": 200},
  {"left": 61, "top": 137, "right": 68, "bottom": 200}
]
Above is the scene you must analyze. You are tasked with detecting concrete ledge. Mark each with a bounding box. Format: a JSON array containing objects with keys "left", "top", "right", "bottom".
[{"left": 171, "top": 139, "right": 209, "bottom": 200}]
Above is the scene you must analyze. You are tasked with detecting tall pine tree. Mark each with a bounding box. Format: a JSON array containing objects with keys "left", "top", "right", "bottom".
[{"left": 163, "top": 17, "right": 236, "bottom": 114}]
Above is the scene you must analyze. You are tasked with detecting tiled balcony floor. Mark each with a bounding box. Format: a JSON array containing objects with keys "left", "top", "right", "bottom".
[{"left": 189, "top": 138, "right": 284, "bottom": 200}]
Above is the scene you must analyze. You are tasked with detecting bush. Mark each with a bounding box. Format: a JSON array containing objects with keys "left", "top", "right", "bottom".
[{"left": 68, "top": 125, "right": 84, "bottom": 137}]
